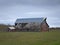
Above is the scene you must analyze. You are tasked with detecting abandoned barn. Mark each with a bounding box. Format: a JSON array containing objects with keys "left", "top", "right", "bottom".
[{"left": 15, "top": 17, "right": 49, "bottom": 32}]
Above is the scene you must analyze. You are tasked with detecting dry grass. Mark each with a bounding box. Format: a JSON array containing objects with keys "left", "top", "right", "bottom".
[{"left": 0, "top": 30, "right": 60, "bottom": 45}]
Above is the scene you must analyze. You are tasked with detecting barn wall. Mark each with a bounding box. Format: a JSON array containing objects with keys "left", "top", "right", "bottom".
[
  {"left": 15, "top": 23, "right": 41, "bottom": 32},
  {"left": 40, "top": 20, "right": 49, "bottom": 32}
]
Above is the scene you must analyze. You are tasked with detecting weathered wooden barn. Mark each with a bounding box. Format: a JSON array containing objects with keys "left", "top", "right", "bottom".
[{"left": 15, "top": 17, "right": 49, "bottom": 32}]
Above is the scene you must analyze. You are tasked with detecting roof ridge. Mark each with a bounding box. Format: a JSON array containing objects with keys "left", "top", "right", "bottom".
[{"left": 17, "top": 17, "right": 45, "bottom": 19}]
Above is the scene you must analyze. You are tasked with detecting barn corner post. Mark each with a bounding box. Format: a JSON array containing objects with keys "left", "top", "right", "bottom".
[
  {"left": 45, "top": 17, "right": 49, "bottom": 32},
  {"left": 46, "top": 18, "right": 49, "bottom": 32}
]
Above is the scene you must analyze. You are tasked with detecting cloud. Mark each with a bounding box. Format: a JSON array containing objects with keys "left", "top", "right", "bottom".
[
  {"left": 0, "top": 0, "right": 60, "bottom": 7},
  {"left": 25, "top": 12, "right": 49, "bottom": 15},
  {"left": 0, "top": 0, "right": 60, "bottom": 27}
]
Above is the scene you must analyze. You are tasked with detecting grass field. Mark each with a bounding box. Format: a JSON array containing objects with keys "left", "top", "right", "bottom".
[{"left": 0, "top": 31, "right": 60, "bottom": 45}]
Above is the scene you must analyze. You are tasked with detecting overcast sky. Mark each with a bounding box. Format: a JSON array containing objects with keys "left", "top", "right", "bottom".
[{"left": 0, "top": 0, "right": 60, "bottom": 27}]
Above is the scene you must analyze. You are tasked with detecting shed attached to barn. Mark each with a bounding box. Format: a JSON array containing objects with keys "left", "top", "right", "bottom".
[
  {"left": 8, "top": 27, "right": 15, "bottom": 32},
  {"left": 15, "top": 17, "right": 49, "bottom": 32}
]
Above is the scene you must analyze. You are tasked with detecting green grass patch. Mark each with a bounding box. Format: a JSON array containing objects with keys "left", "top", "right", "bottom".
[{"left": 0, "top": 31, "right": 60, "bottom": 45}]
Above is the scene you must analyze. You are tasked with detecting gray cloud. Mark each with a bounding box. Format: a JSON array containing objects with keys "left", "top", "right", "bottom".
[
  {"left": 0, "top": 0, "right": 60, "bottom": 27},
  {"left": 0, "top": 0, "right": 60, "bottom": 7}
]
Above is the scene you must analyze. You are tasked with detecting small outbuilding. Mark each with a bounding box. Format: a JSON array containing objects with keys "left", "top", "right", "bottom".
[
  {"left": 8, "top": 27, "right": 15, "bottom": 32},
  {"left": 15, "top": 17, "right": 49, "bottom": 32}
]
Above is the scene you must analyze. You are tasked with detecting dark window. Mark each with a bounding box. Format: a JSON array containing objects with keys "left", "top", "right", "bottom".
[{"left": 15, "top": 23, "right": 17, "bottom": 26}]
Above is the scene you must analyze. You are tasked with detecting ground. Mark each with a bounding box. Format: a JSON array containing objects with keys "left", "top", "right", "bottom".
[{"left": 0, "top": 30, "right": 60, "bottom": 45}]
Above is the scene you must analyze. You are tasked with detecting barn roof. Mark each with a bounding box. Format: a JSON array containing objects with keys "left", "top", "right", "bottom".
[{"left": 15, "top": 17, "right": 46, "bottom": 23}]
